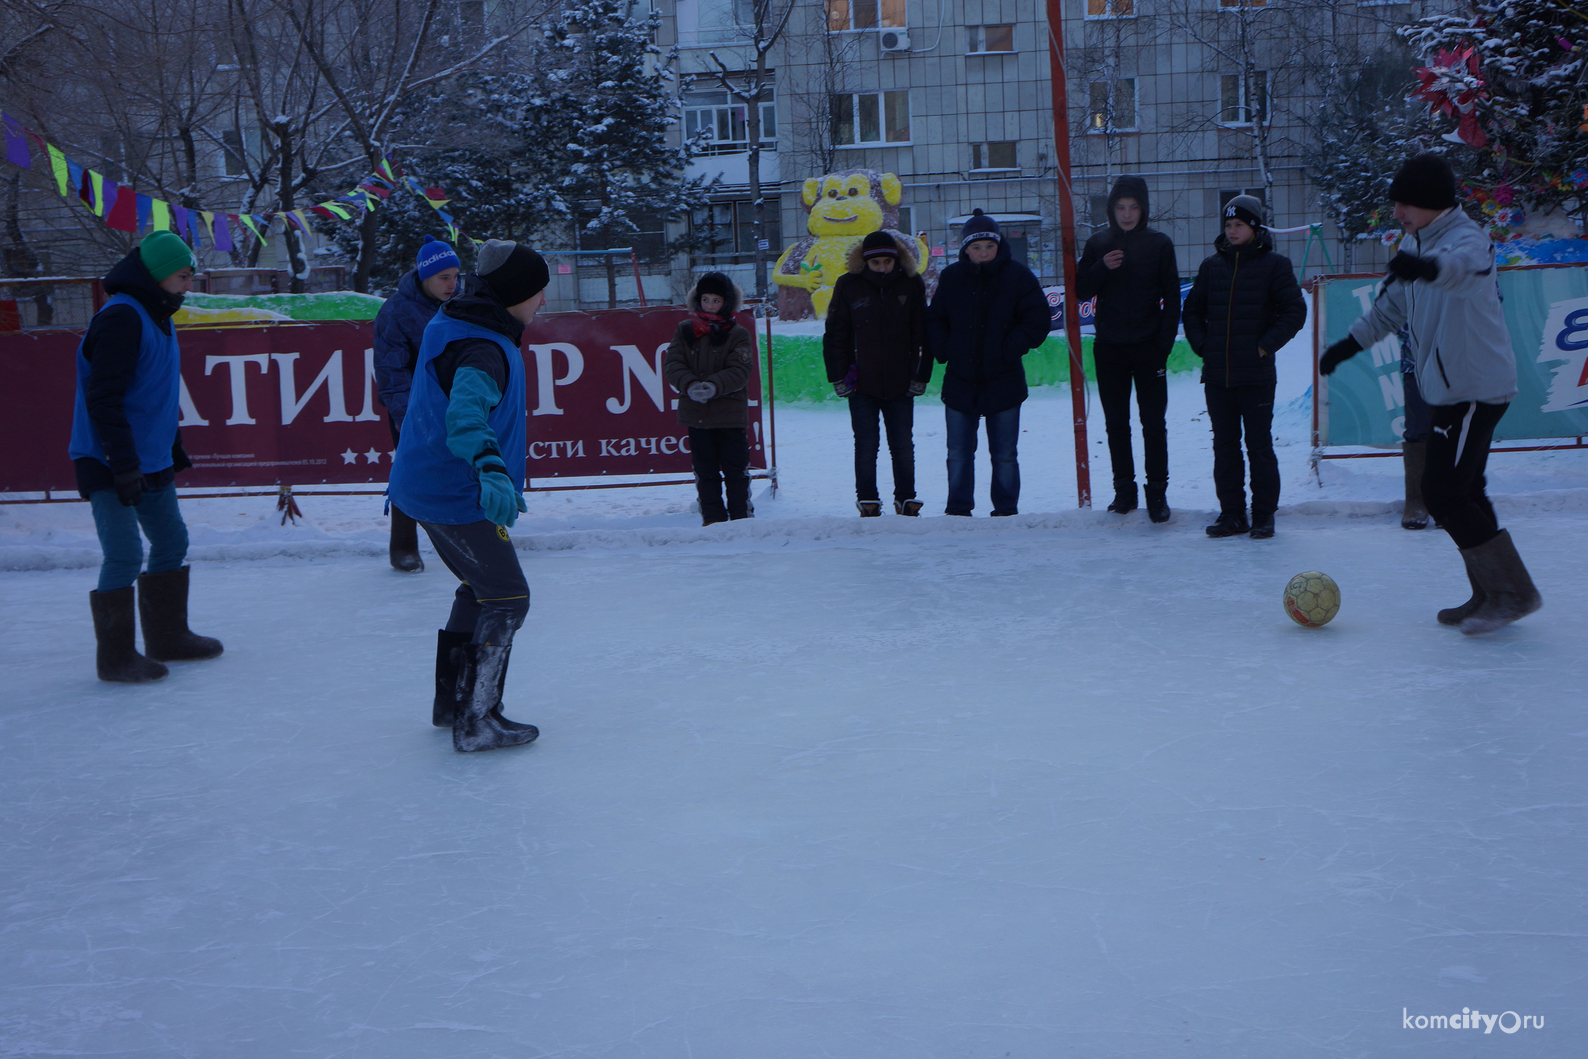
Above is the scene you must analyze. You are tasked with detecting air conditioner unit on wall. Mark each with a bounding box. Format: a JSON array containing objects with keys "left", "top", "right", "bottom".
[{"left": 879, "top": 29, "right": 911, "bottom": 52}]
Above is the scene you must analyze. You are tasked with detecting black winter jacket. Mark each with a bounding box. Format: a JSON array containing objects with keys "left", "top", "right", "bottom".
[
  {"left": 822, "top": 233, "right": 931, "bottom": 400},
  {"left": 926, "top": 240, "right": 1052, "bottom": 416},
  {"left": 1075, "top": 176, "right": 1181, "bottom": 350},
  {"left": 1183, "top": 230, "right": 1307, "bottom": 388},
  {"left": 73, "top": 250, "right": 190, "bottom": 498}
]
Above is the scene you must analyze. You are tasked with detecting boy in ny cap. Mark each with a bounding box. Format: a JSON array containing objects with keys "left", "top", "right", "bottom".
[
  {"left": 1320, "top": 153, "right": 1540, "bottom": 634},
  {"left": 389, "top": 238, "right": 550, "bottom": 751},
  {"left": 69, "top": 230, "right": 224, "bottom": 682},
  {"left": 374, "top": 235, "right": 463, "bottom": 572},
  {"left": 1183, "top": 195, "right": 1306, "bottom": 539}
]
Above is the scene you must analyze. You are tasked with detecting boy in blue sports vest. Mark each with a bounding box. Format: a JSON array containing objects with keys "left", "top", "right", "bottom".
[
  {"left": 69, "top": 230, "right": 223, "bottom": 683},
  {"left": 388, "top": 239, "right": 548, "bottom": 752}
]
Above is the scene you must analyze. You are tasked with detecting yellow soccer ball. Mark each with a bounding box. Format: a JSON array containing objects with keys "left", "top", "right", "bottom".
[{"left": 1284, "top": 571, "right": 1341, "bottom": 628}]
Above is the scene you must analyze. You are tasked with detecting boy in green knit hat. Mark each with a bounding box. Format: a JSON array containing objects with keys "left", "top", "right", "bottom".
[{"left": 68, "top": 230, "right": 224, "bottom": 682}]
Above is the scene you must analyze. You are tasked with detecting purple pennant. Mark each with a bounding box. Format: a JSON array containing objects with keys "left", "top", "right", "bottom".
[
  {"left": 2, "top": 112, "right": 30, "bottom": 168},
  {"left": 172, "top": 204, "right": 189, "bottom": 241},
  {"left": 211, "top": 214, "right": 234, "bottom": 252}
]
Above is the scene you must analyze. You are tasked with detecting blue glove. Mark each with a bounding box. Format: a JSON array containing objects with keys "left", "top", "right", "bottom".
[{"left": 476, "top": 459, "right": 526, "bottom": 527}]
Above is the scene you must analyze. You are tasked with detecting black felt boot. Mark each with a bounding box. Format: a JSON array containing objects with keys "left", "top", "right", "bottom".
[
  {"left": 390, "top": 504, "right": 424, "bottom": 572},
  {"left": 90, "top": 587, "right": 168, "bottom": 683},
  {"left": 1144, "top": 483, "right": 1171, "bottom": 524},
  {"left": 1401, "top": 442, "right": 1429, "bottom": 530},
  {"left": 1458, "top": 530, "right": 1542, "bottom": 635},
  {"left": 1106, "top": 482, "right": 1138, "bottom": 514},
  {"left": 137, "top": 566, "right": 223, "bottom": 663},
  {"left": 433, "top": 629, "right": 470, "bottom": 727},
  {"left": 453, "top": 642, "right": 540, "bottom": 752},
  {"left": 1437, "top": 552, "right": 1485, "bottom": 627}
]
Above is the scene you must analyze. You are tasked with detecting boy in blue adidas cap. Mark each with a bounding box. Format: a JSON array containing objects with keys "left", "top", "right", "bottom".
[{"left": 374, "top": 235, "right": 461, "bottom": 571}]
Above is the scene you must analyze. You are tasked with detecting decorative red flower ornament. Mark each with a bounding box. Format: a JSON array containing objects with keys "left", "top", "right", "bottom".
[{"left": 1412, "top": 46, "right": 1489, "bottom": 148}]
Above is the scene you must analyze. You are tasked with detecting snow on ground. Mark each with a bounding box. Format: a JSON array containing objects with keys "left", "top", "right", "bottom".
[{"left": 4, "top": 312, "right": 1588, "bottom": 1056}]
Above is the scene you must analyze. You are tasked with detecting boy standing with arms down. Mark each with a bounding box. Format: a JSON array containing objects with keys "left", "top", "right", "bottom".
[
  {"left": 1183, "top": 196, "right": 1307, "bottom": 539},
  {"left": 1321, "top": 153, "right": 1541, "bottom": 634},
  {"left": 1077, "top": 176, "right": 1182, "bottom": 522}
]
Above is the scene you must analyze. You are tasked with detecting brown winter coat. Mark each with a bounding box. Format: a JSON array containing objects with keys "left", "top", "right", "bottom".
[
  {"left": 664, "top": 276, "right": 756, "bottom": 429},
  {"left": 822, "top": 233, "right": 931, "bottom": 400}
]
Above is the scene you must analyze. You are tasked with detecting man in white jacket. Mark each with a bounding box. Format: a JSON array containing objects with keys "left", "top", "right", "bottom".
[{"left": 1320, "top": 153, "right": 1541, "bottom": 634}]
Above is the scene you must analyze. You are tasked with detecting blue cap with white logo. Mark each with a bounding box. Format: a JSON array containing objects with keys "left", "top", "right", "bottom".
[{"left": 416, "top": 235, "right": 461, "bottom": 280}]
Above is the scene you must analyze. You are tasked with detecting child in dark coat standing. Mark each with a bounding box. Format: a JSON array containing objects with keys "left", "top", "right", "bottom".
[
  {"left": 1182, "top": 196, "right": 1307, "bottom": 539},
  {"left": 664, "top": 273, "right": 757, "bottom": 525},
  {"left": 823, "top": 230, "right": 932, "bottom": 516}
]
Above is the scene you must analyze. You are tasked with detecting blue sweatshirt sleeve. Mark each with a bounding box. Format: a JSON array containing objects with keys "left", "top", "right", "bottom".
[{"left": 445, "top": 366, "right": 505, "bottom": 469}]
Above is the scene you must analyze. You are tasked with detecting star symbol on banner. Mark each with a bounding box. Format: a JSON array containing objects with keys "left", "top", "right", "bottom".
[
  {"left": 364, "top": 447, "right": 383, "bottom": 464},
  {"left": 341, "top": 448, "right": 359, "bottom": 464}
]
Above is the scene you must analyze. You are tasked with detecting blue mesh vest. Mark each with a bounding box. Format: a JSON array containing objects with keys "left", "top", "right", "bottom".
[
  {"left": 68, "top": 293, "right": 180, "bottom": 474},
  {"left": 388, "top": 313, "right": 525, "bottom": 525}
]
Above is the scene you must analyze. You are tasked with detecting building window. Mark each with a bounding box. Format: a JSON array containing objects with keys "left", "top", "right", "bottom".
[
  {"left": 1219, "top": 0, "right": 1267, "bottom": 7},
  {"left": 1086, "top": 0, "right": 1133, "bottom": 18},
  {"left": 970, "top": 141, "right": 1018, "bottom": 171},
  {"left": 683, "top": 90, "right": 777, "bottom": 156},
  {"left": 831, "top": 91, "right": 911, "bottom": 146},
  {"left": 826, "top": 0, "right": 905, "bottom": 31},
  {"left": 1219, "top": 71, "right": 1268, "bottom": 125},
  {"left": 1087, "top": 79, "right": 1137, "bottom": 131},
  {"left": 222, "top": 129, "right": 248, "bottom": 176},
  {"left": 967, "top": 24, "right": 1014, "bottom": 52},
  {"left": 1089, "top": 194, "right": 1111, "bottom": 229},
  {"left": 690, "top": 199, "right": 784, "bottom": 266}
]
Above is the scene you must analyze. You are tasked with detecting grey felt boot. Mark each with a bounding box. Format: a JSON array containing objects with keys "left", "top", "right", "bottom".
[
  {"left": 1458, "top": 530, "right": 1542, "bottom": 635},
  {"left": 1401, "top": 441, "right": 1429, "bottom": 530},
  {"left": 1436, "top": 552, "right": 1485, "bottom": 626},
  {"left": 137, "top": 566, "right": 223, "bottom": 662},
  {"left": 90, "top": 587, "right": 168, "bottom": 683}
]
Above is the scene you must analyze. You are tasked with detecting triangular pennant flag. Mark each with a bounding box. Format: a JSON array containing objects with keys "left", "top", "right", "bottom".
[
  {"left": 151, "top": 198, "right": 171, "bottom": 230},
  {"left": 105, "top": 186, "right": 137, "bottom": 232},
  {"left": 46, "top": 144, "right": 69, "bottom": 197},
  {"left": 172, "top": 203, "right": 189, "bottom": 239},
  {"left": 212, "top": 214, "right": 235, "bottom": 253},
  {"left": 240, "top": 213, "right": 268, "bottom": 247},
  {"left": 95, "top": 174, "right": 119, "bottom": 218},
  {"left": 185, "top": 207, "right": 203, "bottom": 249},
  {"left": 69, "top": 161, "right": 86, "bottom": 206},
  {"left": 135, "top": 193, "right": 152, "bottom": 232},
  {"left": 377, "top": 158, "right": 397, "bottom": 182},
  {"left": 307, "top": 205, "right": 334, "bottom": 220},
  {"left": 323, "top": 202, "right": 352, "bottom": 219},
  {"left": 2, "top": 112, "right": 30, "bottom": 168}
]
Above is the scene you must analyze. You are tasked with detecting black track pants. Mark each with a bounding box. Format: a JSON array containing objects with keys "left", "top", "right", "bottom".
[
  {"left": 1094, "top": 340, "right": 1169, "bottom": 489},
  {"left": 1204, "top": 381, "right": 1278, "bottom": 518},
  {"left": 1423, "top": 400, "right": 1508, "bottom": 550}
]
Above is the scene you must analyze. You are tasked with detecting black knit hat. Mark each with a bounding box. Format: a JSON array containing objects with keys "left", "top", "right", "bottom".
[
  {"left": 695, "top": 271, "right": 732, "bottom": 301},
  {"left": 959, "top": 208, "right": 1001, "bottom": 248},
  {"left": 1222, "top": 195, "right": 1265, "bottom": 229},
  {"left": 1388, "top": 153, "right": 1458, "bottom": 211},
  {"left": 861, "top": 231, "right": 898, "bottom": 259},
  {"left": 476, "top": 239, "right": 549, "bottom": 307}
]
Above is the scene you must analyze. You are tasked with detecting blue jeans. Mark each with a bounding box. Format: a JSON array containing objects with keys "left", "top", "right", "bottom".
[
  {"left": 89, "top": 483, "right": 190, "bottom": 592},
  {"left": 945, "top": 404, "right": 1021, "bottom": 515}
]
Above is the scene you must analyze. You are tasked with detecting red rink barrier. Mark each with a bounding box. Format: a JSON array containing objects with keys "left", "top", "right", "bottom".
[{"left": 0, "top": 308, "right": 768, "bottom": 497}]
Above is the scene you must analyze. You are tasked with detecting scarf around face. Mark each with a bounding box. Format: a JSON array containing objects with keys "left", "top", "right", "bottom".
[{"left": 691, "top": 310, "right": 732, "bottom": 339}]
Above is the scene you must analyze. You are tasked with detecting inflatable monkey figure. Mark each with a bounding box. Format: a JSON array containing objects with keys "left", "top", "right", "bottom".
[{"left": 774, "top": 168, "right": 928, "bottom": 320}]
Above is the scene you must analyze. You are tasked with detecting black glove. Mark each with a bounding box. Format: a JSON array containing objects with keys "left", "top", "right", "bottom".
[
  {"left": 171, "top": 438, "right": 193, "bottom": 473},
  {"left": 113, "top": 469, "right": 145, "bottom": 507},
  {"left": 834, "top": 380, "right": 854, "bottom": 398},
  {"left": 1319, "top": 335, "right": 1364, "bottom": 376},
  {"left": 908, "top": 379, "right": 927, "bottom": 397},
  {"left": 1388, "top": 251, "right": 1439, "bottom": 283}
]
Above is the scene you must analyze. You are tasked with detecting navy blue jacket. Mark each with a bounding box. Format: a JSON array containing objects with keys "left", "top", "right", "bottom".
[
  {"left": 1183, "top": 230, "right": 1306, "bottom": 389},
  {"left": 926, "top": 241, "right": 1052, "bottom": 416},
  {"left": 373, "top": 270, "right": 443, "bottom": 425}
]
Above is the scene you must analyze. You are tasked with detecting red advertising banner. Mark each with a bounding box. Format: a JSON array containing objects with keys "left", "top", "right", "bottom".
[{"left": 0, "top": 308, "right": 767, "bottom": 495}]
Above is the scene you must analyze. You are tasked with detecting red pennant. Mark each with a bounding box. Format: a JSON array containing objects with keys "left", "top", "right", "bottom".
[{"left": 105, "top": 186, "right": 138, "bottom": 232}]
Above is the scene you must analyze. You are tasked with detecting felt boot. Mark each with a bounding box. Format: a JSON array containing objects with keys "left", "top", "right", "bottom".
[
  {"left": 137, "top": 566, "right": 223, "bottom": 662},
  {"left": 1145, "top": 483, "right": 1171, "bottom": 524},
  {"left": 1437, "top": 552, "right": 1486, "bottom": 627},
  {"left": 390, "top": 504, "right": 425, "bottom": 572},
  {"left": 90, "top": 587, "right": 168, "bottom": 683},
  {"left": 1401, "top": 442, "right": 1429, "bottom": 530},
  {"left": 1458, "top": 530, "right": 1542, "bottom": 635},
  {"left": 1106, "top": 482, "right": 1138, "bottom": 514},
  {"left": 453, "top": 642, "right": 539, "bottom": 752},
  {"left": 433, "top": 629, "right": 471, "bottom": 727}
]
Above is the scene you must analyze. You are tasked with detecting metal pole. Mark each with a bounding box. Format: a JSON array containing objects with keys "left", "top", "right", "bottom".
[
  {"left": 764, "top": 314, "right": 778, "bottom": 497},
  {"left": 1044, "top": 0, "right": 1092, "bottom": 508},
  {"left": 631, "top": 249, "right": 647, "bottom": 307}
]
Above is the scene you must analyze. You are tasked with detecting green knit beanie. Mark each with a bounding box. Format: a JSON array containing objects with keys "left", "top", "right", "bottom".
[{"left": 138, "top": 230, "right": 196, "bottom": 282}]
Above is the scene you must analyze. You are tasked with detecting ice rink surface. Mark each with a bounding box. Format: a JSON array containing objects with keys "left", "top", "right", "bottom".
[{"left": 3, "top": 508, "right": 1585, "bottom": 1058}]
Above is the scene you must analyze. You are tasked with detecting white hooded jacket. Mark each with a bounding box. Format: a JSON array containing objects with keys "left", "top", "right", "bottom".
[{"left": 1346, "top": 207, "right": 1517, "bottom": 406}]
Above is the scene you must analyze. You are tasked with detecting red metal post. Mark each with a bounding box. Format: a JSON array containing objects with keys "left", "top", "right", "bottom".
[
  {"left": 764, "top": 314, "right": 778, "bottom": 496},
  {"left": 1044, "top": 0, "right": 1091, "bottom": 508},
  {"left": 630, "top": 250, "right": 647, "bottom": 307}
]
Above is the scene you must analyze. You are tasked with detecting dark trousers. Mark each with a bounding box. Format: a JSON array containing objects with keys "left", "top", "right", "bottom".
[
  {"left": 945, "top": 404, "right": 1021, "bottom": 515},
  {"left": 849, "top": 393, "right": 916, "bottom": 502},
  {"left": 1094, "top": 340, "right": 1169, "bottom": 489},
  {"left": 89, "top": 483, "right": 189, "bottom": 592},
  {"left": 1205, "top": 382, "right": 1279, "bottom": 518},
  {"left": 1401, "top": 367, "right": 1431, "bottom": 443},
  {"left": 1423, "top": 400, "right": 1508, "bottom": 550},
  {"left": 690, "top": 426, "right": 751, "bottom": 521},
  {"left": 420, "top": 519, "right": 531, "bottom": 647}
]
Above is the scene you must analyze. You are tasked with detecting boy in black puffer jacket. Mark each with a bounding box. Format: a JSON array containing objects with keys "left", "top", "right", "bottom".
[
  {"left": 823, "top": 230, "right": 932, "bottom": 516},
  {"left": 1183, "top": 196, "right": 1306, "bottom": 539},
  {"left": 664, "top": 272, "right": 757, "bottom": 525}
]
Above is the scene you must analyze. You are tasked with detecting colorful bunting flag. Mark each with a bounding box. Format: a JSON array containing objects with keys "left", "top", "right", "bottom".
[
  {"left": 151, "top": 198, "right": 171, "bottom": 231},
  {"left": 105, "top": 186, "right": 137, "bottom": 232},
  {"left": 2, "top": 112, "right": 29, "bottom": 169},
  {"left": 240, "top": 213, "right": 268, "bottom": 247},
  {"left": 172, "top": 204, "right": 189, "bottom": 240},
  {"left": 210, "top": 213, "right": 235, "bottom": 253},
  {"left": 46, "top": 144, "right": 69, "bottom": 197},
  {"left": 135, "top": 193, "right": 152, "bottom": 232}
]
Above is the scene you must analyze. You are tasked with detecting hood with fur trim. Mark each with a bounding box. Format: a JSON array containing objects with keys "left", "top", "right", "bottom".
[
  {"left": 845, "top": 230, "right": 920, "bottom": 276},
  {"left": 685, "top": 274, "right": 745, "bottom": 317}
]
